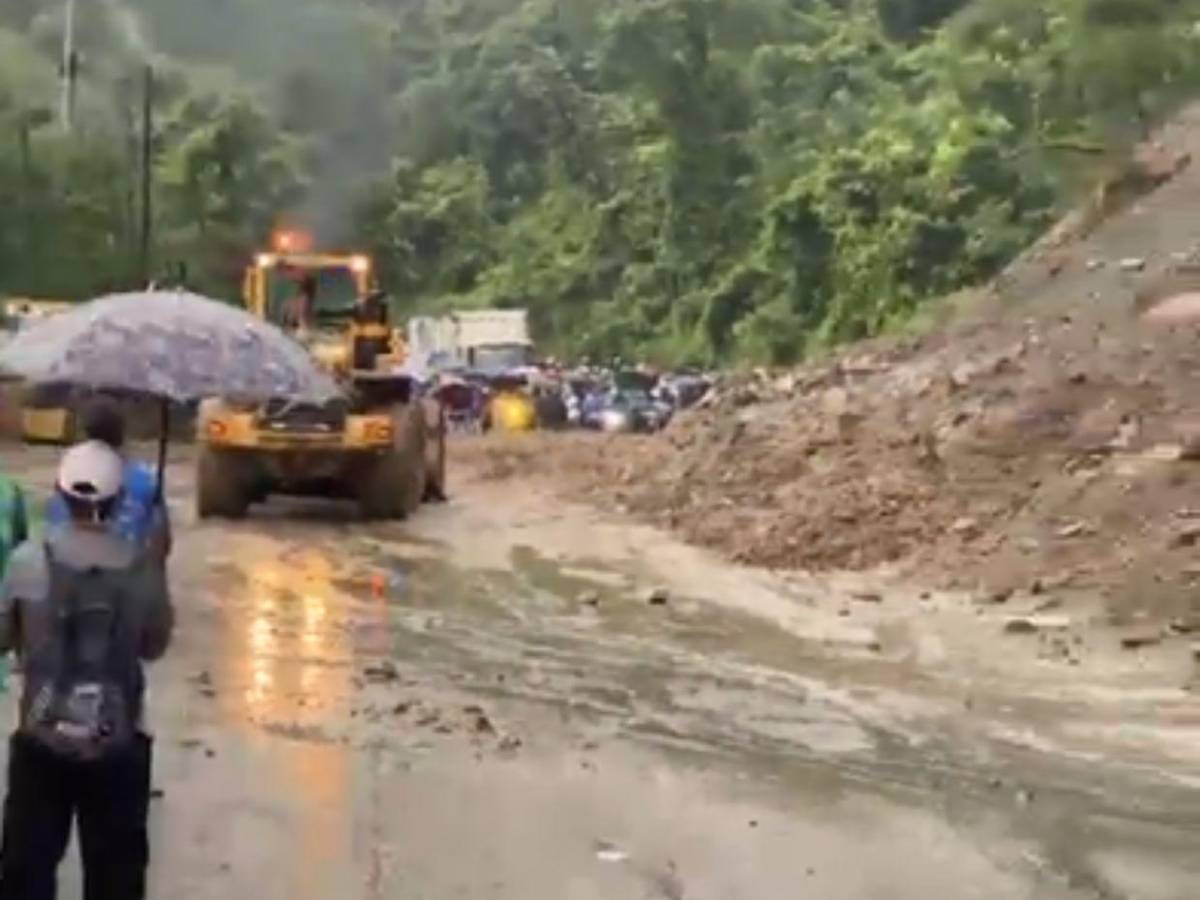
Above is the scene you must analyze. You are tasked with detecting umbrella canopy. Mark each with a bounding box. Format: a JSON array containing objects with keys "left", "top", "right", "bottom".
[{"left": 0, "top": 290, "right": 340, "bottom": 402}]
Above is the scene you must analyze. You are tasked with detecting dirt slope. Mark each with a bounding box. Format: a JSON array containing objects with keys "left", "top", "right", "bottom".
[{"left": 483, "top": 103, "right": 1200, "bottom": 626}]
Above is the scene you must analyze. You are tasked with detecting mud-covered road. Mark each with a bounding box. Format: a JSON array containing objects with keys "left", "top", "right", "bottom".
[{"left": 2, "top": 444, "right": 1198, "bottom": 899}]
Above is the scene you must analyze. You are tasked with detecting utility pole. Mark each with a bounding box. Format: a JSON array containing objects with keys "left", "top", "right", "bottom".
[
  {"left": 60, "top": 0, "right": 78, "bottom": 132},
  {"left": 120, "top": 77, "right": 137, "bottom": 275},
  {"left": 17, "top": 116, "right": 31, "bottom": 225},
  {"left": 15, "top": 108, "right": 50, "bottom": 292},
  {"left": 16, "top": 115, "right": 31, "bottom": 290},
  {"left": 139, "top": 64, "right": 154, "bottom": 285}
]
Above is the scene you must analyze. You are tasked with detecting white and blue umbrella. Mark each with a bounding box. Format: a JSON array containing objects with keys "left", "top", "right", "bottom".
[
  {"left": 0, "top": 290, "right": 343, "bottom": 495},
  {"left": 0, "top": 290, "right": 339, "bottom": 402}
]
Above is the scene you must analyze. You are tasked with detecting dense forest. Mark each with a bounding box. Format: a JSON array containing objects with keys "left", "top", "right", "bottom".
[{"left": 1, "top": 0, "right": 1199, "bottom": 364}]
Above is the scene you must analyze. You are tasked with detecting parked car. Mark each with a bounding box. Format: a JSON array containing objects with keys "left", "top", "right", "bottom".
[{"left": 595, "top": 388, "right": 670, "bottom": 433}]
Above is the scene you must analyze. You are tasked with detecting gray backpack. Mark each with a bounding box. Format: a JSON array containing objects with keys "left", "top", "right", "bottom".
[{"left": 21, "top": 544, "right": 142, "bottom": 761}]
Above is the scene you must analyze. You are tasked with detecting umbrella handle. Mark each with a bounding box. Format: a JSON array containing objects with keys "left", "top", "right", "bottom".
[{"left": 156, "top": 398, "right": 168, "bottom": 502}]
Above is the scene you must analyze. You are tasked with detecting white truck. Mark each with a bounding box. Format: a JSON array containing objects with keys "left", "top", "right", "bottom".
[{"left": 408, "top": 309, "right": 533, "bottom": 376}]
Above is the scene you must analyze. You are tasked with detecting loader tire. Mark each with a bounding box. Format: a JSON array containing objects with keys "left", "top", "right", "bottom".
[
  {"left": 359, "top": 405, "right": 426, "bottom": 520},
  {"left": 197, "top": 446, "right": 248, "bottom": 519}
]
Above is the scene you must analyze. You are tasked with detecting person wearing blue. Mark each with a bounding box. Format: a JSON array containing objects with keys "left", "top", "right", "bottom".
[{"left": 44, "top": 399, "right": 171, "bottom": 563}]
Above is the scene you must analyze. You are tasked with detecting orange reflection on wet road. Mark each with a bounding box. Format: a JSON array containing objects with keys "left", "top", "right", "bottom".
[
  {"left": 211, "top": 539, "right": 363, "bottom": 899},
  {"left": 225, "top": 542, "right": 354, "bottom": 729}
]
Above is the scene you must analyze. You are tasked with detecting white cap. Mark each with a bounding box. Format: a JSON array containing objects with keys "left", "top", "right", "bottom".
[{"left": 57, "top": 440, "right": 123, "bottom": 502}]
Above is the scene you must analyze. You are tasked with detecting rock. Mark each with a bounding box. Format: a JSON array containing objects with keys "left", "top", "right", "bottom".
[
  {"left": 1120, "top": 257, "right": 1147, "bottom": 272},
  {"left": 1110, "top": 416, "right": 1140, "bottom": 450},
  {"left": 842, "top": 355, "right": 883, "bottom": 375},
  {"left": 647, "top": 587, "right": 670, "bottom": 606},
  {"left": 498, "top": 734, "right": 523, "bottom": 753},
  {"left": 836, "top": 411, "right": 865, "bottom": 441},
  {"left": 363, "top": 661, "right": 400, "bottom": 683},
  {"left": 731, "top": 389, "right": 759, "bottom": 408},
  {"left": 1132, "top": 142, "right": 1191, "bottom": 183},
  {"left": 950, "top": 517, "right": 980, "bottom": 537},
  {"left": 578, "top": 590, "right": 602, "bottom": 607},
  {"left": 1005, "top": 615, "right": 1071, "bottom": 635},
  {"left": 1169, "top": 524, "right": 1200, "bottom": 549},
  {"left": 1044, "top": 571, "right": 1075, "bottom": 590},
  {"left": 772, "top": 373, "right": 798, "bottom": 395},
  {"left": 850, "top": 591, "right": 883, "bottom": 604},
  {"left": 464, "top": 705, "right": 497, "bottom": 735},
  {"left": 1056, "top": 521, "right": 1090, "bottom": 539},
  {"left": 949, "top": 364, "right": 974, "bottom": 390},
  {"left": 1004, "top": 618, "right": 1039, "bottom": 635},
  {"left": 1179, "top": 429, "right": 1200, "bottom": 461},
  {"left": 1120, "top": 630, "right": 1163, "bottom": 650},
  {"left": 593, "top": 841, "right": 629, "bottom": 863},
  {"left": 1168, "top": 616, "right": 1200, "bottom": 635},
  {"left": 981, "top": 586, "right": 1014, "bottom": 605},
  {"left": 821, "top": 386, "right": 851, "bottom": 417}
]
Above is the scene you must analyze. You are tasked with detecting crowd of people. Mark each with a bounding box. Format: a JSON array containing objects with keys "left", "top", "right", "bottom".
[
  {"left": 430, "top": 362, "right": 714, "bottom": 435},
  {"left": 0, "top": 398, "right": 173, "bottom": 900}
]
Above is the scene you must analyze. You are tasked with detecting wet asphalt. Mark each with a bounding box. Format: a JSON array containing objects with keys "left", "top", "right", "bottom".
[{"left": 0, "top": 445, "right": 1197, "bottom": 899}]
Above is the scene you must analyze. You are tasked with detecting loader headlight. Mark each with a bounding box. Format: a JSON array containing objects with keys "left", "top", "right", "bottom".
[{"left": 364, "top": 420, "right": 393, "bottom": 443}]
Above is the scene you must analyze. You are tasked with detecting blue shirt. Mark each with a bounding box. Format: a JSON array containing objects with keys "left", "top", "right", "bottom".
[{"left": 45, "top": 459, "right": 164, "bottom": 547}]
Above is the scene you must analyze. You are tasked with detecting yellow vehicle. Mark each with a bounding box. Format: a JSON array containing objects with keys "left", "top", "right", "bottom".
[
  {"left": 485, "top": 377, "right": 538, "bottom": 433},
  {"left": 5, "top": 299, "right": 77, "bottom": 444},
  {"left": 490, "top": 392, "right": 537, "bottom": 432},
  {"left": 19, "top": 383, "right": 76, "bottom": 444},
  {"left": 196, "top": 233, "right": 446, "bottom": 519}
]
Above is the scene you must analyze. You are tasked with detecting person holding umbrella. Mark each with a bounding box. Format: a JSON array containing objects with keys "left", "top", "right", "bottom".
[
  {"left": 43, "top": 397, "right": 171, "bottom": 563},
  {"left": 0, "top": 440, "right": 173, "bottom": 899},
  {"left": 43, "top": 398, "right": 170, "bottom": 561}
]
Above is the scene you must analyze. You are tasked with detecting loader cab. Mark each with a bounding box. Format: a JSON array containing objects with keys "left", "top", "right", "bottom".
[{"left": 243, "top": 251, "right": 372, "bottom": 332}]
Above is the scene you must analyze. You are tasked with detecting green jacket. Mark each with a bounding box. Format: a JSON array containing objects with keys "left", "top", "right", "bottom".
[{"left": 0, "top": 478, "right": 29, "bottom": 581}]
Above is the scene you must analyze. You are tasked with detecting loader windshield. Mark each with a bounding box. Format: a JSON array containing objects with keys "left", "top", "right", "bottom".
[{"left": 266, "top": 265, "right": 359, "bottom": 327}]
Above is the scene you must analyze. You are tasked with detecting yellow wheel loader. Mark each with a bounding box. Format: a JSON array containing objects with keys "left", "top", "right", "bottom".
[{"left": 195, "top": 233, "right": 446, "bottom": 519}]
